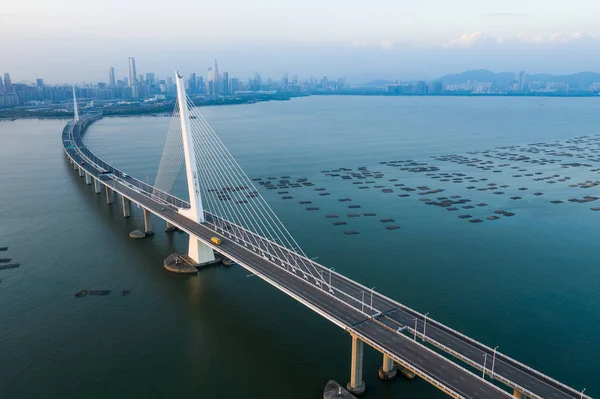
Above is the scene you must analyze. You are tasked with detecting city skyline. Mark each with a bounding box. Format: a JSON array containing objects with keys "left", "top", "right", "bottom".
[{"left": 3, "top": 1, "right": 600, "bottom": 82}]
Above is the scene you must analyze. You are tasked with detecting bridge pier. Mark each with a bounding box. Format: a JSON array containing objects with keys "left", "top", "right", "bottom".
[
  {"left": 105, "top": 187, "right": 114, "bottom": 204},
  {"left": 78, "top": 166, "right": 85, "bottom": 177},
  {"left": 122, "top": 196, "right": 131, "bottom": 218},
  {"left": 85, "top": 173, "right": 92, "bottom": 185},
  {"left": 165, "top": 222, "right": 177, "bottom": 233},
  {"left": 143, "top": 208, "right": 154, "bottom": 235},
  {"left": 188, "top": 237, "right": 216, "bottom": 266},
  {"left": 346, "top": 334, "right": 366, "bottom": 396},
  {"left": 378, "top": 353, "right": 397, "bottom": 380},
  {"left": 513, "top": 390, "right": 524, "bottom": 398},
  {"left": 73, "top": 162, "right": 78, "bottom": 170},
  {"left": 94, "top": 178, "right": 102, "bottom": 194}
]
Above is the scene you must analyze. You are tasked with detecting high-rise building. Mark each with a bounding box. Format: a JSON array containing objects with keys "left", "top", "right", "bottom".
[
  {"left": 188, "top": 73, "right": 197, "bottom": 93},
  {"left": 0, "top": 76, "right": 4, "bottom": 94},
  {"left": 108, "top": 67, "right": 116, "bottom": 86},
  {"left": 4, "top": 73, "right": 13, "bottom": 94},
  {"left": 211, "top": 59, "right": 220, "bottom": 95},
  {"left": 36, "top": 78, "right": 44, "bottom": 89},
  {"left": 197, "top": 76, "right": 205, "bottom": 93},
  {"left": 514, "top": 71, "right": 525, "bottom": 91},
  {"left": 222, "top": 72, "right": 229, "bottom": 95},
  {"left": 145, "top": 72, "right": 155, "bottom": 85},
  {"left": 230, "top": 78, "right": 239, "bottom": 94},
  {"left": 128, "top": 57, "right": 138, "bottom": 97}
]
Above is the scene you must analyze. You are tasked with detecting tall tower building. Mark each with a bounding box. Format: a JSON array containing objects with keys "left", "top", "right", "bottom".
[
  {"left": 4, "top": 73, "right": 13, "bottom": 94},
  {"left": 0, "top": 76, "right": 4, "bottom": 94},
  {"left": 128, "top": 57, "right": 138, "bottom": 97},
  {"left": 108, "top": 67, "right": 116, "bottom": 86},
  {"left": 211, "top": 59, "right": 220, "bottom": 95},
  {"left": 222, "top": 72, "right": 229, "bottom": 95},
  {"left": 36, "top": 79, "right": 44, "bottom": 89},
  {"left": 188, "top": 73, "right": 197, "bottom": 93}
]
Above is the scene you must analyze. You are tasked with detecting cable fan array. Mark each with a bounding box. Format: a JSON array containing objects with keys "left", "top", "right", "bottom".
[{"left": 153, "top": 95, "right": 328, "bottom": 285}]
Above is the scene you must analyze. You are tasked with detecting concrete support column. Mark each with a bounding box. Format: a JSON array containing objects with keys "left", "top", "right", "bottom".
[
  {"left": 143, "top": 208, "right": 153, "bottom": 235},
  {"left": 165, "top": 221, "right": 177, "bottom": 233},
  {"left": 105, "top": 187, "right": 114, "bottom": 204},
  {"left": 73, "top": 162, "right": 78, "bottom": 170},
  {"left": 513, "top": 390, "right": 523, "bottom": 398},
  {"left": 122, "top": 196, "right": 131, "bottom": 218},
  {"left": 346, "top": 334, "right": 366, "bottom": 396},
  {"left": 78, "top": 166, "right": 85, "bottom": 177},
  {"left": 85, "top": 173, "right": 92, "bottom": 185},
  {"left": 378, "top": 353, "right": 397, "bottom": 380},
  {"left": 94, "top": 179, "right": 102, "bottom": 194}
]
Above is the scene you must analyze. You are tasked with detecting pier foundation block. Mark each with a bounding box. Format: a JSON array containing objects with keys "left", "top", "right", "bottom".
[
  {"left": 346, "top": 334, "right": 366, "bottom": 396},
  {"left": 378, "top": 354, "right": 397, "bottom": 380},
  {"left": 165, "top": 222, "right": 178, "bottom": 233}
]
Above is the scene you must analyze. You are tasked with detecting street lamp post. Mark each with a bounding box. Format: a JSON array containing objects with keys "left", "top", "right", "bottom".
[
  {"left": 361, "top": 291, "right": 365, "bottom": 313},
  {"left": 414, "top": 318, "right": 418, "bottom": 341},
  {"left": 492, "top": 346, "right": 499, "bottom": 377},
  {"left": 370, "top": 287, "right": 375, "bottom": 311},
  {"left": 581, "top": 388, "right": 586, "bottom": 399},
  {"left": 423, "top": 312, "right": 430, "bottom": 341},
  {"left": 482, "top": 353, "right": 488, "bottom": 379}
]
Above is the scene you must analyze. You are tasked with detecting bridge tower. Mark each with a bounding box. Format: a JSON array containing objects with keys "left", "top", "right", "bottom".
[
  {"left": 174, "top": 71, "right": 216, "bottom": 265},
  {"left": 72, "top": 86, "right": 79, "bottom": 122}
]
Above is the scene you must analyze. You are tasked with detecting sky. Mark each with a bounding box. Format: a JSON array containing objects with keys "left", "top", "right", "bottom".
[{"left": 2, "top": 0, "right": 600, "bottom": 84}]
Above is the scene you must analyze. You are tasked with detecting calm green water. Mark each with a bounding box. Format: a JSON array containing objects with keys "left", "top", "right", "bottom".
[{"left": 1, "top": 96, "right": 599, "bottom": 398}]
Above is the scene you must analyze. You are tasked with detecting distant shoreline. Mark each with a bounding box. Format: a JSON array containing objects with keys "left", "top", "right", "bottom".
[{"left": 1, "top": 91, "right": 598, "bottom": 120}]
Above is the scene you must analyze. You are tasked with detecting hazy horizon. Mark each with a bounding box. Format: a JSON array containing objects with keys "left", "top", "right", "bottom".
[{"left": 3, "top": 0, "right": 600, "bottom": 84}]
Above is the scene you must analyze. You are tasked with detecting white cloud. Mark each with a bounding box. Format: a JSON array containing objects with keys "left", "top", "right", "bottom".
[
  {"left": 448, "top": 31, "right": 599, "bottom": 47},
  {"left": 380, "top": 39, "right": 395, "bottom": 49},
  {"left": 447, "top": 31, "right": 502, "bottom": 47}
]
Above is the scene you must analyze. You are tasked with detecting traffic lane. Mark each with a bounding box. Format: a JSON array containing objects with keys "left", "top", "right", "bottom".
[
  {"left": 355, "top": 321, "right": 511, "bottom": 399},
  {"left": 382, "top": 310, "right": 577, "bottom": 399}
]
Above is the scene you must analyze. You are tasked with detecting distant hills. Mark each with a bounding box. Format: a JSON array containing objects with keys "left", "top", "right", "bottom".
[
  {"left": 437, "top": 69, "right": 600, "bottom": 90},
  {"left": 363, "top": 70, "right": 600, "bottom": 90}
]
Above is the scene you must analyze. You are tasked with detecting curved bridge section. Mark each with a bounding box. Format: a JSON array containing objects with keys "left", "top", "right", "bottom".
[{"left": 63, "top": 114, "right": 589, "bottom": 399}]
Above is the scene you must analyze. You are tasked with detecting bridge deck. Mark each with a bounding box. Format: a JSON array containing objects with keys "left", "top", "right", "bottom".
[{"left": 62, "top": 116, "right": 588, "bottom": 399}]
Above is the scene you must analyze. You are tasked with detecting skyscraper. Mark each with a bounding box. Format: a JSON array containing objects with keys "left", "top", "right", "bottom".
[
  {"left": 128, "top": 57, "right": 138, "bottom": 98},
  {"left": 108, "top": 67, "right": 116, "bottom": 86},
  {"left": 4, "top": 73, "right": 13, "bottom": 94},
  {"left": 514, "top": 71, "right": 525, "bottom": 91},
  {"left": 222, "top": 72, "right": 229, "bottom": 95},
  {"left": 188, "top": 73, "right": 197, "bottom": 93},
  {"left": 0, "top": 76, "right": 4, "bottom": 94},
  {"left": 36, "top": 79, "right": 44, "bottom": 89},
  {"left": 211, "top": 59, "right": 220, "bottom": 95}
]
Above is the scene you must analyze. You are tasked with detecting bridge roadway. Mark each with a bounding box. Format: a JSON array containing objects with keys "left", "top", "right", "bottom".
[{"left": 63, "top": 116, "right": 587, "bottom": 399}]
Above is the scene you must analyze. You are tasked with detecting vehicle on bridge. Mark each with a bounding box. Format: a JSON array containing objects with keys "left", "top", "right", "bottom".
[{"left": 211, "top": 237, "right": 222, "bottom": 245}]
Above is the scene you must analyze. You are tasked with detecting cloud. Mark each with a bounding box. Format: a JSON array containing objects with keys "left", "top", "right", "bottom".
[
  {"left": 447, "top": 31, "right": 599, "bottom": 48},
  {"left": 380, "top": 39, "right": 394, "bottom": 49},
  {"left": 447, "top": 31, "right": 502, "bottom": 47}
]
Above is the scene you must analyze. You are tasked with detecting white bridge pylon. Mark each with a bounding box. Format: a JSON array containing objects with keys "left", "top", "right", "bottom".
[
  {"left": 154, "top": 70, "right": 327, "bottom": 287},
  {"left": 174, "top": 71, "right": 215, "bottom": 264}
]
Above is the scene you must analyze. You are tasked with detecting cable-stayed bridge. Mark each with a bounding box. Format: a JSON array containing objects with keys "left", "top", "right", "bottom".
[{"left": 62, "top": 73, "right": 590, "bottom": 399}]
